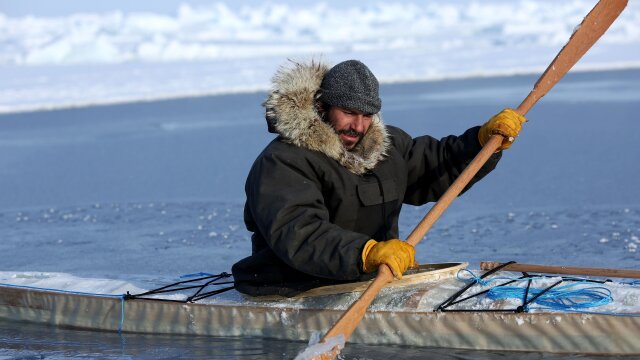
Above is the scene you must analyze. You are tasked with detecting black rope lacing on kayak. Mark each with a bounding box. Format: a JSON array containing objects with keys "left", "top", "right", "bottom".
[
  {"left": 436, "top": 261, "right": 610, "bottom": 313},
  {"left": 123, "top": 272, "right": 234, "bottom": 303}
]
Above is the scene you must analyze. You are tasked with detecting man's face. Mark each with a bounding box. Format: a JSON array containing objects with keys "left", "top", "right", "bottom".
[{"left": 327, "top": 106, "right": 373, "bottom": 150}]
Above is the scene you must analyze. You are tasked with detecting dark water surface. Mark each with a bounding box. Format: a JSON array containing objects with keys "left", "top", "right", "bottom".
[
  {"left": 0, "top": 319, "right": 605, "bottom": 360},
  {"left": 1, "top": 69, "right": 639, "bottom": 210}
]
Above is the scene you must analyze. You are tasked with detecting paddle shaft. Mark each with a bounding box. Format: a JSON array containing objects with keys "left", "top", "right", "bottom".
[
  {"left": 481, "top": 262, "right": 640, "bottom": 279},
  {"left": 316, "top": 0, "right": 628, "bottom": 357}
]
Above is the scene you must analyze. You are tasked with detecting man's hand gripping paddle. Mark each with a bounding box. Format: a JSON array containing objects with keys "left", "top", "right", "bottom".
[{"left": 303, "top": 1, "right": 628, "bottom": 358}]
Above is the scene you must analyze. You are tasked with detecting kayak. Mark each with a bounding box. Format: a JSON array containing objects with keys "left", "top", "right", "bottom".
[{"left": 1, "top": 263, "right": 639, "bottom": 355}]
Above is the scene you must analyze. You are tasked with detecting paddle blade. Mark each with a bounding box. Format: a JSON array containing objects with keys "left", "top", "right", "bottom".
[{"left": 517, "top": 0, "right": 628, "bottom": 115}]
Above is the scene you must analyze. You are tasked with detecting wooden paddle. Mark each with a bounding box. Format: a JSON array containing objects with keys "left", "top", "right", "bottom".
[
  {"left": 311, "top": 1, "right": 628, "bottom": 358},
  {"left": 481, "top": 261, "right": 640, "bottom": 279}
]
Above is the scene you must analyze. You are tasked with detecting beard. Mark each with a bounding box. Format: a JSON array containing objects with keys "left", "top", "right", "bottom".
[
  {"left": 336, "top": 128, "right": 365, "bottom": 150},
  {"left": 337, "top": 128, "right": 364, "bottom": 139}
]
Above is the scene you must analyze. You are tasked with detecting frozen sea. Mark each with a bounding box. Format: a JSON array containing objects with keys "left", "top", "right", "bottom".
[{"left": 1, "top": 69, "right": 640, "bottom": 359}]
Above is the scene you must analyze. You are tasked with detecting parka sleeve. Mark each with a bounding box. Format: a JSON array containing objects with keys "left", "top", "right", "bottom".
[
  {"left": 245, "top": 148, "right": 370, "bottom": 281},
  {"left": 392, "top": 126, "right": 501, "bottom": 206}
]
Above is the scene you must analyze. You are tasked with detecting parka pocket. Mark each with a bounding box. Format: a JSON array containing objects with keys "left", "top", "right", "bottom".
[{"left": 356, "top": 179, "right": 399, "bottom": 206}]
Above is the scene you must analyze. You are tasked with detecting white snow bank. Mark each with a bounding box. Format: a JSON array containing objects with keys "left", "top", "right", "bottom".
[
  {"left": 3, "top": 1, "right": 639, "bottom": 67},
  {"left": 1, "top": 0, "right": 639, "bottom": 113}
]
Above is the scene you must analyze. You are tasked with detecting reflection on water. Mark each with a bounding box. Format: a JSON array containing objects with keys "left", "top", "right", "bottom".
[
  {"left": 1, "top": 319, "right": 598, "bottom": 360},
  {"left": 2, "top": 319, "right": 289, "bottom": 359}
]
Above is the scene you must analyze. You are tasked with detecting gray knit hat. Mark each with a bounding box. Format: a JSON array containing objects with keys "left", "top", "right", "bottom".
[{"left": 319, "top": 60, "right": 381, "bottom": 114}]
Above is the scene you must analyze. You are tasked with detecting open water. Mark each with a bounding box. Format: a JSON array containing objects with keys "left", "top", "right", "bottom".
[{"left": 1, "top": 69, "right": 639, "bottom": 358}]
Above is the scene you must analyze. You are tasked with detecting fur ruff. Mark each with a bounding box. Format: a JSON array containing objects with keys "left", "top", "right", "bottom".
[{"left": 263, "top": 60, "right": 390, "bottom": 175}]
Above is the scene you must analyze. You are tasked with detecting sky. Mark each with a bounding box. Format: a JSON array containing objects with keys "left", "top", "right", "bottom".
[
  {"left": 0, "top": 0, "right": 366, "bottom": 17},
  {"left": 0, "top": 0, "right": 236, "bottom": 16}
]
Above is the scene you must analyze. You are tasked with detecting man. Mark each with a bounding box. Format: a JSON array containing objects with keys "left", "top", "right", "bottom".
[{"left": 232, "top": 60, "right": 525, "bottom": 297}]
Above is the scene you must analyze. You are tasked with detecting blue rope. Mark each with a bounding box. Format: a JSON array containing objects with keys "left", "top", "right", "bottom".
[
  {"left": 456, "top": 268, "right": 547, "bottom": 286},
  {"left": 456, "top": 270, "right": 617, "bottom": 312},
  {"left": 487, "top": 283, "right": 613, "bottom": 311},
  {"left": 179, "top": 272, "right": 216, "bottom": 278},
  {"left": 119, "top": 295, "right": 125, "bottom": 334}
]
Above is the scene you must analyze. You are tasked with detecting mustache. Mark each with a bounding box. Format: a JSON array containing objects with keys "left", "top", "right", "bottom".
[{"left": 337, "top": 129, "right": 364, "bottom": 138}]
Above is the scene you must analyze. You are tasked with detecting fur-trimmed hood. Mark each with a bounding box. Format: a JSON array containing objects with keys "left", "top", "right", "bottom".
[{"left": 263, "top": 60, "right": 390, "bottom": 175}]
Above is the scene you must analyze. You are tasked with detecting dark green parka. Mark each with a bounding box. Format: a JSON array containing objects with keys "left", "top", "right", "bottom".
[{"left": 232, "top": 62, "right": 500, "bottom": 297}]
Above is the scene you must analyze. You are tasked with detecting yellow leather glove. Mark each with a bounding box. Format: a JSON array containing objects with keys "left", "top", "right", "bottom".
[
  {"left": 478, "top": 108, "right": 527, "bottom": 151},
  {"left": 361, "top": 239, "right": 416, "bottom": 279}
]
